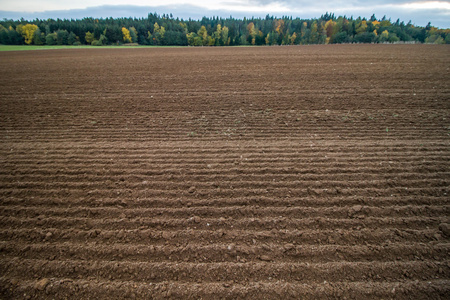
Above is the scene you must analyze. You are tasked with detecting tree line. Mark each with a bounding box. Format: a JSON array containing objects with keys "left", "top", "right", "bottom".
[{"left": 1, "top": 12, "right": 449, "bottom": 46}]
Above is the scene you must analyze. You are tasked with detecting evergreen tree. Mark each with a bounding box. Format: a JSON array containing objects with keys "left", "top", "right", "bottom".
[{"left": 56, "top": 29, "right": 69, "bottom": 45}]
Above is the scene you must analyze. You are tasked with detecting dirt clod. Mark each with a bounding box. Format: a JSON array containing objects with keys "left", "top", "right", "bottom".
[
  {"left": 352, "top": 205, "right": 362, "bottom": 213},
  {"left": 284, "top": 243, "right": 294, "bottom": 251},
  {"left": 35, "top": 278, "right": 50, "bottom": 291},
  {"left": 438, "top": 223, "right": 450, "bottom": 237},
  {"left": 260, "top": 255, "right": 272, "bottom": 261}
]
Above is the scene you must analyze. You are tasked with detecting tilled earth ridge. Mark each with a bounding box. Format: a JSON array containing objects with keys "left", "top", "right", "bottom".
[{"left": 0, "top": 44, "right": 449, "bottom": 299}]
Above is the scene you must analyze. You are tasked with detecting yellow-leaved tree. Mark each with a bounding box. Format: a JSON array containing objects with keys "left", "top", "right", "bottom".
[
  {"left": 214, "top": 24, "right": 222, "bottom": 45},
  {"left": 380, "top": 30, "right": 389, "bottom": 42},
  {"left": 197, "top": 25, "right": 208, "bottom": 46},
  {"left": 222, "top": 26, "right": 229, "bottom": 45},
  {"left": 324, "top": 19, "right": 340, "bottom": 44},
  {"left": 17, "top": 24, "right": 38, "bottom": 45},
  {"left": 274, "top": 19, "right": 284, "bottom": 34},
  {"left": 301, "top": 22, "right": 308, "bottom": 38},
  {"left": 122, "top": 27, "right": 132, "bottom": 43},
  {"left": 289, "top": 32, "right": 297, "bottom": 45},
  {"left": 153, "top": 22, "right": 166, "bottom": 45},
  {"left": 247, "top": 22, "right": 257, "bottom": 45},
  {"left": 356, "top": 20, "right": 368, "bottom": 34},
  {"left": 85, "top": 31, "right": 94, "bottom": 44}
]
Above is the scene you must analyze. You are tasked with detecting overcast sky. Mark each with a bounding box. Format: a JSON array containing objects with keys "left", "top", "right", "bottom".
[{"left": 1, "top": 0, "right": 449, "bottom": 28}]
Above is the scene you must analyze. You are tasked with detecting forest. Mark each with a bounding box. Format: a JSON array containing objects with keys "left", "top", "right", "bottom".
[{"left": 1, "top": 12, "right": 449, "bottom": 46}]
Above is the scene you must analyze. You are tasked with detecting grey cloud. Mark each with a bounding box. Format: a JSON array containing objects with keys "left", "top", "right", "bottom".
[{"left": 0, "top": 2, "right": 448, "bottom": 28}]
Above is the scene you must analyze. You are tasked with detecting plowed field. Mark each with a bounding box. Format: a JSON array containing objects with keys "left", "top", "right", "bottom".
[{"left": 1, "top": 45, "right": 449, "bottom": 299}]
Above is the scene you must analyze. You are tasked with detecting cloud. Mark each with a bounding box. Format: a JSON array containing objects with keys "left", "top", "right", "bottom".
[
  {"left": 399, "top": 1, "right": 450, "bottom": 9},
  {"left": 0, "top": 1, "right": 449, "bottom": 28}
]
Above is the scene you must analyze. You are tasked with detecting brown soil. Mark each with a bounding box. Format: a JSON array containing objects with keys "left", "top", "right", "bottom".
[{"left": 0, "top": 44, "right": 449, "bottom": 299}]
